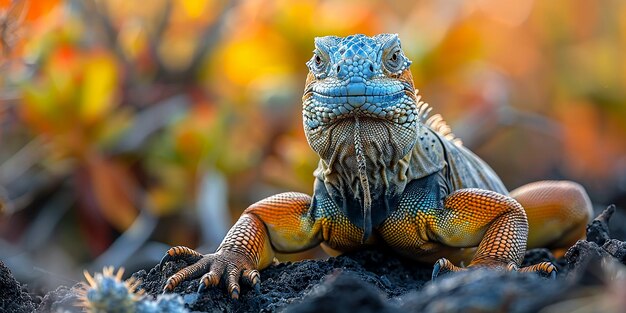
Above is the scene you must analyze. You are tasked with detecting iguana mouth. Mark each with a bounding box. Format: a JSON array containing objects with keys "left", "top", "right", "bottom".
[
  {"left": 304, "top": 80, "right": 407, "bottom": 103},
  {"left": 308, "top": 91, "right": 407, "bottom": 106},
  {"left": 305, "top": 80, "right": 406, "bottom": 97},
  {"left": 302, "top": 88, "right": 417, "bottom": 130}
]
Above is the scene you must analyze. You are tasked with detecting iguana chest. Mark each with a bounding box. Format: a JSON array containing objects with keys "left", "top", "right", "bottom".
[{"left": 311, "top": 172, "right": 446, "bottom": 252}]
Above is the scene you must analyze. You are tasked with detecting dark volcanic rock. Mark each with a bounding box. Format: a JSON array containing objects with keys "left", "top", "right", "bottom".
[
  {"left": 283, "top": 274, "right": 394, "bottom": 313},
  {"left": 133, "top": 249, "right": 432, "bottom": 312},
  {"left": 0, "top": 261, "right": 35, "bottom": 313},
  {"left": 586, "top": 205, "right": 615, "bottom": 246},
  {"left": 521, "top": 248, "right": 560, "bottom": 269},
  {"left": 399, "top": 270, "right": 567, "bottom": 313},
  {"left": 35, "top": 285, "right": 82, "bottom": 313},
  {"left": 564, "top": 240, "right": 611, "bottom": 278},
  {"left": 564, "top": 206, "right": 626, "bottom": 282},
  {"left": 2, "top": 205, "right": 626, "bottom": 312},
  {"left": 603, "top": 239, "right": 626, "bottom": 262}
]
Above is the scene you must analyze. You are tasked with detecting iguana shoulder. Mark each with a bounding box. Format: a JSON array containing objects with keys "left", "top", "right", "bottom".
[{"left": 408, "top": 96, "right": 508, "bottom": 195}]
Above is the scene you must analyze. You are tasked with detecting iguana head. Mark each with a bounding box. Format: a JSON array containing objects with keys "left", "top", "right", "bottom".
[
  {"left": 302, "top": 34, "right": 418, "bottom": 152},
  {"left": 302, "top": 34, "right": 423, "bottom": 241}
]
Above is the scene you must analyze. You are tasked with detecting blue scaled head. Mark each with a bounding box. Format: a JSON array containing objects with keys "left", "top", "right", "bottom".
[
  {"left": 302, "top": 34, "right": 422, "bottom": 161},
  {"left": 302, "top": 34, "right": 418, "bottom": 131},
  {"left": 306, "top": 34, "right": 411, "bottom": 81}
]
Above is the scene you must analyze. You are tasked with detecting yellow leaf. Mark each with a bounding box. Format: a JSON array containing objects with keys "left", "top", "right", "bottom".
[
  {"left": 216, "top": 29, "right": 294, "bottom": 86},
  {"left": 20, "top": 83, "right": 59, "bottom": 132},
  {"left": 178, "top": 0, "right": 208, "bottom": 19},
  {"left": 79, "top": 53, "right": 118, "bottom": 123}
]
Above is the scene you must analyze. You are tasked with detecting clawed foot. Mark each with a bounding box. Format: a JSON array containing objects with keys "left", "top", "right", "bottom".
[
  {"left": 518, "top": 261, "right": 557, "bottom": 279},
  {"left": 160, "top": 246, "right": 260, "bottom": 300},
  {"left": 431, "top": 258, "right": 463, "bottom": 280},
  {"left": 431, "top": 257, "right": 557, "bottom": 280}
]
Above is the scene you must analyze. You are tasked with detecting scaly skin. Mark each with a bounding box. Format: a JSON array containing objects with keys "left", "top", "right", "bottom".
[{"left": 160, "top": 34, "right": 594, "bottom": 299}]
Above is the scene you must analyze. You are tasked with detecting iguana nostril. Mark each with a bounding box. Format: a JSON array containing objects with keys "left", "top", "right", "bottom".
[
  {"left": 337, "top": 65, "right": 341, "bottom": 73},
  {"left": 369, "top": 64, "right": 374, "bottom": 72}
]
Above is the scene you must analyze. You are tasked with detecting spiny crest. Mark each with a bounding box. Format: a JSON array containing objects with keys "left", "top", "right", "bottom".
[{"left": 415, "top": 91, "right": 463, "bottom": 147}]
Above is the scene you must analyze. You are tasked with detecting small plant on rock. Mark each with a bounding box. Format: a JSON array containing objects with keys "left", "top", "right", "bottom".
[{"left": 78, "top": 266, "right": 188, "bottom": 313}]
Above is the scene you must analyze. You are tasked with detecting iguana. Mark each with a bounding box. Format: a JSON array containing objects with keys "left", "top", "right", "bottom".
[{"left": 159, "top": 34, "right": 593, "bottom": 299}]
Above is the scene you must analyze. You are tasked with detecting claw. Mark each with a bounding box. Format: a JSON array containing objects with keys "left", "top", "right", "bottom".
[
  {"left": 163, "top": 277, "right": 175, "bottom": 293},
  {"left": 198, "top": 272, "right": 220, "bottom": 293},
  {"left": 229, "top": 286, "right": 240, "bottom": 300},
  {"left": 197, "top": 281, "right": 207, "bottom": 293},
  {"left": 225, "top": 265, "right": 242, "bottom": 300},
  {"left": 242, "top": 269, "right": 261, "bottom": 292},
  {"left": 432, "top": 258, "right": 461, "bottom": 280},
  {"left": 159, "top": 254, "right": 172, "bottom": 269},
  {"left": 519, "top": 261, "right": 558, "bottom": 279},
  {"left": 159, "top": 246, "right": 203, "bottom": 269},
  {"left": 431, "top": 260, "right": 442, "bottom": 280}
]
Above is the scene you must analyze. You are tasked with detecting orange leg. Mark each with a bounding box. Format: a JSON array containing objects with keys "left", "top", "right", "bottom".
[
  {"left": 160, "top": 192, "right": 323, "bottom": 299},
  {"left": 429, "top": 189, "right": 556, "bottom": 278},
  {"left": 510, "top": 180, "right": 593, "bottom": 256}
]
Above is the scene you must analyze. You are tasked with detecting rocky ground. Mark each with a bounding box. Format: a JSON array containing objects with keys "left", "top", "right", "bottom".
[{"left": 1, "top": 205, "right": 625, "bottom": 313}]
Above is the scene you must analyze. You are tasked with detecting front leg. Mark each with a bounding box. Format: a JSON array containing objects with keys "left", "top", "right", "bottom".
[
  {"left": 160, "top": 192, "right": 322, "bottom": 299},
  {"left": 429, "top": 189, "right": 555, "bottom": 277}
]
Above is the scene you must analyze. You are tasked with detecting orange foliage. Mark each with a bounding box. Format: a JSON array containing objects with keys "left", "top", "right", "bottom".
[
  {"left": 0, "top": 0, "right": 625, "bottom": 266},
  {"left": 20, "top": 48, "right": 123, "bottom": 157},
  {"left": 85, "top": 155, "right": 138, "bottom": 231}
]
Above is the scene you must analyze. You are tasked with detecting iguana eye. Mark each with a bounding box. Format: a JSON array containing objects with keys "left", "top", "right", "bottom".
[
  {"left": 308, "top": 51, "right": 328, "bottom": 76},
  {"left": 384, "top": 48, "right": 404, "bottom": 73},
  {"left": 315, "top": 55, "right": 322, "bottom": 65}
]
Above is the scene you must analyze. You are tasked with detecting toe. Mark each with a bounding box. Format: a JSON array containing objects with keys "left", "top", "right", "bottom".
[
  {"left": 431, "top": 259, "right": 443, "bottom": 280},
  {"left": 243, "top": 269, "right": 261, "bottom": 292},
  {"left": 162, "top": 257, "right": 211, "bottom": 293},
  {"left": 160, "top": 246, "right": 203, "bottom": 269},
  {"left": 159, "top": 254, "right": 172, "bottom": 269},
  {"left": 198, "top": 272, "right": 220, "bottom": 293},
  {"left": 163, "top": 276, "right": 178, "bottom": 293},
  {"left": 432, "top": 258, "right": 460, "bottom": 280},
  {"left": 519, "top": 261, "right": 558, "bottom": 278},
  {"left": 226, "top": 267, "right": 241, "bottom": 300},
  {"left": 549, "top": 269, "right": 557, "bottom": 279}
]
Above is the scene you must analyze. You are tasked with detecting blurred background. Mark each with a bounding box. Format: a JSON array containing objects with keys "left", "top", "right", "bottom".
[{"left": 0, "top": 0, "right": 625, "bottom": 291}]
